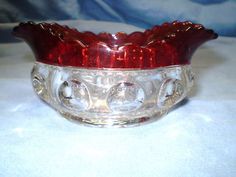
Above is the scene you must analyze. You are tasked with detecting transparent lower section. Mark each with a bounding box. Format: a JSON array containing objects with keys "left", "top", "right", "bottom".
[{"left": 31, "top": 62, "right": 194, "bottom": 127}]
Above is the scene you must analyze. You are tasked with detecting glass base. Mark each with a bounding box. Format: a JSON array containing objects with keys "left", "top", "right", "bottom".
[
  {"left": 31, "top": 62, "right": 194, "bottom": 127},
  {"left": 60, "top": 111, "right": 167, "bottom": 128}
]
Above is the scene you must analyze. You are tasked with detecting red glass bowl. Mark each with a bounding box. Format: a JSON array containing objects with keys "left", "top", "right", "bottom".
[{"left": 12, "top": 21, "right": 217, "bottom": 127}]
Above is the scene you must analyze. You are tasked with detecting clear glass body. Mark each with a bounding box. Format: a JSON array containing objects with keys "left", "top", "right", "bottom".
[{"left": 31, "top": 62, "right": 194, "bottom": 127}]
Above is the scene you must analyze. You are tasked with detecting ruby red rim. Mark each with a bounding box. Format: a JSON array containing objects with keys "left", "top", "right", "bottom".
[{"left": 12, "top": 21, "right": 217, "bottom": 69}]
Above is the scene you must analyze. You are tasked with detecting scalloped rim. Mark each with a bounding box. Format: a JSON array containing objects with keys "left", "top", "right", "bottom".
[
  {"left": 12, "top": 21, "right": 218, "bottom": 69},
  {"left": 13, "top": 20, "right": 218, "bottom": 46}
]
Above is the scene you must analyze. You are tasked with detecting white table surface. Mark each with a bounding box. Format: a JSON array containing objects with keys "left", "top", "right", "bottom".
[{"left": 0, "top": 21, "right": 236, "bottom": 177}]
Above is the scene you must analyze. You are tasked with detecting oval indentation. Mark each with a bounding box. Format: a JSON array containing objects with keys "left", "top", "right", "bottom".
[
  {"left": 157, "top": 78, "right": 185, "bottom": 108},
  {"left": 58, "top": 79, "right": 90, "bottom": 111},
  {"left": 107, "top": 82, "right": 145, "bottom": 112},
  {"left": 32, "top": 74, "right": 45, "bottom": 95},
  {"left": 31, "top": 65, "right": 48, "bottom": 101}
]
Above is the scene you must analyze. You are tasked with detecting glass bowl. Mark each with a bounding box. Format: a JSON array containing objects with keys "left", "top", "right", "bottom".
[{"left": 12, "top": 21, "right": 217, "bottom": 127}]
